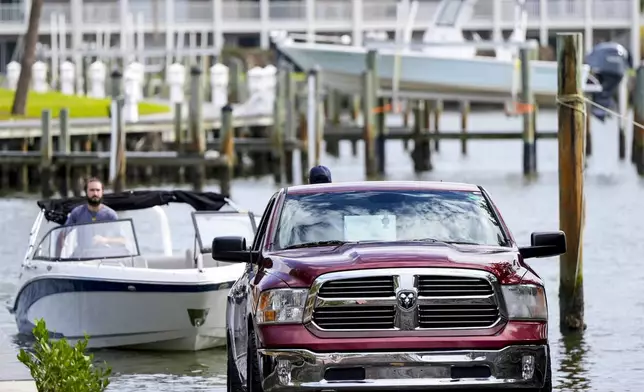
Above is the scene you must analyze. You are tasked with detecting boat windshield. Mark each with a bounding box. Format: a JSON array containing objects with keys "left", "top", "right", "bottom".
[
  {"left": 33, "top": 219, "right": 140, "bottom": 261},
  {"left": 274, "top": 189, "right": 509, "bottom": 250},
  {"left": 191, "top": 211, "right": 258, "bottom": 253}
]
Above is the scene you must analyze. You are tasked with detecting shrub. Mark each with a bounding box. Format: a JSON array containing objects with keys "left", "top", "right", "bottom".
[{"left": 17, "top": 318, "right": 112, "bottom": 392}]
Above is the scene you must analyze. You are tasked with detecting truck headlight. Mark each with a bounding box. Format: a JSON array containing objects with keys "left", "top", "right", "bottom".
[
  {"left": 256, "top": 289, "right": 308, "bottom": 325},
  {"left": 501, "top": 284, "right": 548, "bottom": 320}
]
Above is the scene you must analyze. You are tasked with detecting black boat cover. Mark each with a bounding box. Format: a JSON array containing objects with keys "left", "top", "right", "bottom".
[{"left": 37, "top": 190, "right": 230, "bottom": 225}]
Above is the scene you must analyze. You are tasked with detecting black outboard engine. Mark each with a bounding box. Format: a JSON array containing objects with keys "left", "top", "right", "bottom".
[{"left": 585, "top": 42, "right": 631, "bottom": 122}]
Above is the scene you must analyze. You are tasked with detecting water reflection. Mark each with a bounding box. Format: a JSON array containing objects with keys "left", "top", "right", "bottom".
[{"left": 556, "top": 332, "right": 591, "bottom": 391}]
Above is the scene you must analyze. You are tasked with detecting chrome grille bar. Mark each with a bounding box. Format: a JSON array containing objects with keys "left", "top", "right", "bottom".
[{"left": 304, "top": 268, "right": 505, "bottom": 338}]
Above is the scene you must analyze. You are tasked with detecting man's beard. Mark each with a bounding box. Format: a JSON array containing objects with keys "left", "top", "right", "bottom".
[{"left": 87, "top": 196, "right": 102, "bottom": 206}]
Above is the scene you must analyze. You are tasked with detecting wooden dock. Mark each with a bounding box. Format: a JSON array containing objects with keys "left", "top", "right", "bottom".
[{"left": 1, "top": 52, "right": 641, "bottom": 198}]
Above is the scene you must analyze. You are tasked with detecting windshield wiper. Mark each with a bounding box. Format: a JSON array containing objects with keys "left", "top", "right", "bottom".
[
  {"left": 282, "top": 240, "right": 350, "bottom": 250},
  {"left": 407, "top": 238, "right": 481, "bottom": 246}
]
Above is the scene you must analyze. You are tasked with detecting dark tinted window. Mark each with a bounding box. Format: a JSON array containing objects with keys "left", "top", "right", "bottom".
[{"left": 275, "top": 190, "right": 507, "bottom": 249}]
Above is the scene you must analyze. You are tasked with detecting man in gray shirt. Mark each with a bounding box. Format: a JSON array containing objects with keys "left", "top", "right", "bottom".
[{"left": 60, "top": 177, "right": 126, "bottom": 257}]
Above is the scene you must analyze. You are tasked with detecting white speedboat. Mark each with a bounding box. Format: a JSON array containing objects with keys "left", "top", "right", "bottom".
[
  {"left": 272, "top": 0, "right": 604, "bottom": 106},
  {"left": 8, "top": 190, "right": 260, "bottom": 351}
]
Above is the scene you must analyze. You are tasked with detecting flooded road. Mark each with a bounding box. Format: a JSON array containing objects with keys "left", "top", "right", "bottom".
[{"left": 1, "top": 110, "right": 642, "bottom": 391}]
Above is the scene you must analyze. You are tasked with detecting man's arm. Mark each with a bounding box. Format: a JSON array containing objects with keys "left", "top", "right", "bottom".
[
  {"left": 56, "top": 209, "right": 77, "bottom": 257},
  {"left": 96, "top": 208, "right": 128, "bottom": 245}
]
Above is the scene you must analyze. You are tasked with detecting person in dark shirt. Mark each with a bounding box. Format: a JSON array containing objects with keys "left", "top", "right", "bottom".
[
  {"left": 308, "top": 165, "right": 332, "bottom": 184},
  {"left": 65, "top": 177, "right": 119, "bottom": 225},
  {"left": 59, "top": 177, "right": 126, "bottom": 257}
]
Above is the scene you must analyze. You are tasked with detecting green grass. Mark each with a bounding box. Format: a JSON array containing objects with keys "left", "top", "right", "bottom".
[{"left": 0, "top": 88, "right": 171, "bottom": 120}]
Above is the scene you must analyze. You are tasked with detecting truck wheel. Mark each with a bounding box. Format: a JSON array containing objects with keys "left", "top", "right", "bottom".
[
  {"left": 227, "top": 333, "right": 244, "bottom": 392},
  {"left": 247, "top": 327, "right": 265, "bottom": 392}
]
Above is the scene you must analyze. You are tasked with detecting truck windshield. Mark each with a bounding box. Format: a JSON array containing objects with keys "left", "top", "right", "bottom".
[{"left": 274, "top": 189, "right": 508, "bottom": 250}]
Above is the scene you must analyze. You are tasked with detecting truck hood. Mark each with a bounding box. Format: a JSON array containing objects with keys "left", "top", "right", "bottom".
[{"left": 265, "top": 243, "right": 529, "bottom": 287}]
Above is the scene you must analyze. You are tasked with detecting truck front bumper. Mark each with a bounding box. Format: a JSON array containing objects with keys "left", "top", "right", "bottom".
[{"left": 259, "top": 344, "right": 548, "bottom": 391}]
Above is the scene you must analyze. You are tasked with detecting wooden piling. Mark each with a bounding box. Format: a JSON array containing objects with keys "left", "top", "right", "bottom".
[
  {"left": 362, "top": 50, "right": 378, "bottom": 178},
  {"left": 314, "top": 70, "right": 324, "bottom": 167},
  {"left": 520, "top": 48, "right": 537, "bottom": 176},
  {"left": 173, "top": 102, "right": 185, "bottom": 183},
  {"left": 58, "top": 108, "right": 71, "bottom": 196},
  {"left": 632, "top": 66, "right": 644, "bottom": 174},
  {"left": 40, "top": 110, "right": 53, "bottom": 198},
  {"left": 0, "top": 143, "right": 8, "bottom": 190},
  {"left": 460, "top": 101, "right": 469, "bottom": 155},
  {"left": 219, "top": 104, "right": 235, "bottom": 196},
  {"left": 585, "top": 103, "right": 592, "bottom": 157},
  {"left": 433, "top": 100, "right": 443, "bottom": 152},
  {"left": 412, "top": 100, "right": 431, "bottom": 172},
  {"left": 362, "top": 70, "right": 377, "bottom": 178},
  {"left": 272, "top": 67, "right": 287, "bottom": 185},
  {"left": 19, "top": 139, "right": 29, "bottom": 193},
  {"left": 113, "top": 97, "right": 127, "bottom": 192},
  {"left": 351, "top": 95, "right": 360, "bottom": 156},
  {"left": 376, "top": 97, "right": 387, "bottom": 175},
  {"left": 618, "top": 75, "right": 627, "bottom": 160},
  {"left": 298, "top": 111, "right": 309, "bottom": 184},
  {"left": 325, "top": 89, "right": 341, "bottom": 157},
  {"left": 228, "top": 58, "right": 245, "bottom": 104},
  {"left": 556, "top": 33, "right": 585, "bottom": 333},
  {"left": 284, "top": 70, "right": 295, "bottom": 184},
  {"left": 188, "top": 65, "right": 205, "bottom": 191}
]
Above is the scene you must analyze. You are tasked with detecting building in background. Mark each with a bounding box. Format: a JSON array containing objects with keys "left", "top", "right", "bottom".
[{"left": 0, "top": 0, "right": 639, "bottom": 72}]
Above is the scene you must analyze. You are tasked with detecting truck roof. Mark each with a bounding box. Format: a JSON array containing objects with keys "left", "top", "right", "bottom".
[{"left": 285, "top": 181, "right": 482, "bottom": 195}]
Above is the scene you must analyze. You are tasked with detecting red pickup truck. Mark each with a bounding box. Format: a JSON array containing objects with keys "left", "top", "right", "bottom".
[{"left": 213, "top": 181, "right": 565, "bottom": 392}]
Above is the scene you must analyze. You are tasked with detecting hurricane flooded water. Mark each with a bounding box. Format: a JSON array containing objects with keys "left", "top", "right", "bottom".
[{"left": 1, "top": 110, "right": 642, "bottom": 391}]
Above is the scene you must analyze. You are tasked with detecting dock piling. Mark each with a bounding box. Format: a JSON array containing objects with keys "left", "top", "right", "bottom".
[
  {"left": 188, "top": 65, "right": 205, "bottom": 191},
  {"left": 433, "top": 100, "right": 443, "bottom": 152},
  {"left": 219, "top": 104, "right": 235, "bottom": 196},
  {"left": 520, "top": 47, "right": 537, "bottom": 176},
  {"left": 460, "top": 101, "right": 469, "bottom": 155},
  {"left": 58, "top": 108, "right": 71, "bottom": 196},
  {"left": 284, "top": 70, "right": 295, "bottom": 184},
  {"left": 618, "top": 75, "right": 628, "bottom": 160},
  {"left": 632, "top": 66, "right": 644, "bottom": 174},
  {"left": 361, "top": 70, "right": 377, "bottom": 178},
  {"left": 412, "top": 100, "right": 431, "bottom": 173},
  {"left": 363, "top": 50, "right": 378, "bottom": 178},
  {"left": 173, "top": 102, "right": 185, "bottom": 183},
  {"left": 40, "top": 110, "right": 53, "bottom": 198},
  {"left": 112, "top": 97, "right": 127, "bottom": 192},
  {"left": 315, "top": 70, "right": 324, "bottom": 167},
  {"left": 376, "top": 97, "right": 387, "bottom": 175},
  {"left": 556, "top": 33, "right": 586, "bottom": 333},
  {"left": 272, "top": 67, "right": 287, "bottom": 185}
]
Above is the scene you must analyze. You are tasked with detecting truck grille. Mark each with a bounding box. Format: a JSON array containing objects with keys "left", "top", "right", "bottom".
[
  {"left": 312, "top": 306, "right": 395, "bottom": 330},
  {"left": 308, "top": 269, "right": 502, "bottom": 334},
  {"left": 417, "top": 275, "right": 494, "bottom": 297},
  {"left": 318, "top": 276, "right": 395, "bottom": 298},
  {"left": 418, "top": 303, "right": 500, "bottom": 329}
]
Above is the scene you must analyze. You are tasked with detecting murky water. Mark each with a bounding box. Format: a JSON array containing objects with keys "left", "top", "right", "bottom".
[{"left": 1, "top": 110, "right": 643, "bottom": 391}]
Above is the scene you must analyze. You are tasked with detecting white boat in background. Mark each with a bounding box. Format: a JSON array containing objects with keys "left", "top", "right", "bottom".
[
  {"left": 272, "top": 0, "right": 603, "bottom": 106},
  {"left": 8, "top": 190, "right": 260, "bottom": 351}
]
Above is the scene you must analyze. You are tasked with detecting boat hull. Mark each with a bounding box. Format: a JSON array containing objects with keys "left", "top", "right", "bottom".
[
  {"left": 12, "top": 263, "right": 245, "bottom": 351},
  {"left": 277, "top": 42, "right": 592, "bottom": 104}
]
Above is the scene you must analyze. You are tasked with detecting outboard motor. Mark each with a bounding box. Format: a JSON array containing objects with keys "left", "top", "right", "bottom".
[{"left": 585, "top": 42, "right": 631, "bottom": 122}]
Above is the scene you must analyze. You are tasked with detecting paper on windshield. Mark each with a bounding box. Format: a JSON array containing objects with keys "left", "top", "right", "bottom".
[{"left": 343, "top": 215, "right": 397, "bottom": 242}]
